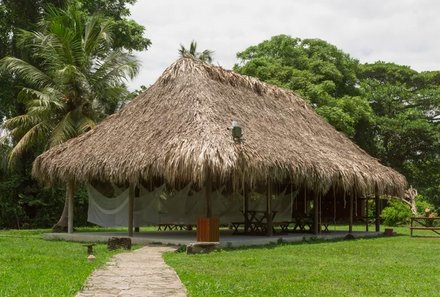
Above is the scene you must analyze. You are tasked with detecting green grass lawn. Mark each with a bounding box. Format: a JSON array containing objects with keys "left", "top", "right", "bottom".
[
  {"left": 164, "top": 226, "right": 440, "bottom": 297},
  {"left": 0, "top": 229, "right": 119, "bottom": 297},
  {"left": 1, "top": 226, "right": 439, "bottom": 297}
]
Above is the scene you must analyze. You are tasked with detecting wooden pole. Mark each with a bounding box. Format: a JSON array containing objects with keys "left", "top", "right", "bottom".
[
  {"left": 135, "top": 186, "right": 139, "bottom": 232},
  {"left": 365, "top": 198, "right": 369, "bottom": 232},
  {"left": 319, "top": 193, "right": 322, "bottom": 231},
  {"left": 313, "top": 192, "right": 319, "bottom": 234},
  {"left": 244, "top": 184, "right": 249, "bottom": 234},
  {"left": 266, "top": 181, "right": 273, "bottom": 236},
  {"left": 333, "top": 186, "right": 336, "bottom": 226},
  {"left": 67, "top": 179, "right": 75, "bottom": 234},
  {"left": 205, "top": 171, "right": 212, "bottom": 218},
  {"left": 349, "top": 191, "right": 354, "bottom": 233},
  {"left": 375, "top": 191, "right": 380, "bottom": 232},
  {"left": 128, "top": 183, "right": 135, "bottom": 237}
]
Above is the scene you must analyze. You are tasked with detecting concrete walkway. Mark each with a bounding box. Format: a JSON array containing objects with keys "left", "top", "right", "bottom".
[{"left": 76, "top": 245, "right": 187, "bottom": 297}]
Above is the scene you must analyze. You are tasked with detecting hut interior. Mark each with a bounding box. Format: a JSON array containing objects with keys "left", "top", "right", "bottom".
[{"left": 84, "top": 179, "right": 385, "bottom": 237}]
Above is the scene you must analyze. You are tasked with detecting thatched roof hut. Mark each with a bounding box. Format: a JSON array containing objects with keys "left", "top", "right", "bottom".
[{"left": 33, "top": 57, "right": 406, "bottom": 198}]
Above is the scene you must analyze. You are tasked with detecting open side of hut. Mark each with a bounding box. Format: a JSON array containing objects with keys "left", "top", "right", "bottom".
[{"left": 32, "top": 57, "right": 407, "bottom": 238}]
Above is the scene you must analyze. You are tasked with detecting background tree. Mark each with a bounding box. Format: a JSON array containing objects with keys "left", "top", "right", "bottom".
[
  {"left": 1, "top": 4, "right": 139, "bottom": 162},
  {"left": 0, "top": 1, "right": 142, "bottom": 227},
  {"left": 359, "top": 62, "right": 440, "bottom": 206},
  {"left": 235, "top": 35, "right": 440, "bottom": 209},
  {"left": 0, "top": 0, "right": 150, "bottom": 123},
  {"left": 179, "top": 40, "right": 214, "bottom": 63},
  {"left": 234, "top": 35, "right": 374, "bottom": 141}
]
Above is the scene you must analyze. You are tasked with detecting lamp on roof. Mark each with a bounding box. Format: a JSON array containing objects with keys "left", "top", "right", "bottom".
[{"left": 229, "top": 120, "right": 242, "bottom": 141}]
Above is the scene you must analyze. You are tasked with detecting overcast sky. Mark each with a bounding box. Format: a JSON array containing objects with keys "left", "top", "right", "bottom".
[{"left": 128, "top": 0, "right": 439, "bottom": 90}]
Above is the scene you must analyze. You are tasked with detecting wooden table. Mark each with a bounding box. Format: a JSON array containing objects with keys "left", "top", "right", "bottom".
[
  {"left": 291, "top": 217, "right": 313, "bottom": 232},
  {"left": 232, "top": 210, "right": 278, "bottom": 235},
  {"left": 157, "top": 224, "right": 193, "bottom": 231}
]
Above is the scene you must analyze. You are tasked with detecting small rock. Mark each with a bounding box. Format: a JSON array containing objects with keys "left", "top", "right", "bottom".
[
  {"left": 107, "top": 237, "right": 132, "bottom": 251},
  {"left": 186, "top": 242, "right": 219, "bottom": 254}
]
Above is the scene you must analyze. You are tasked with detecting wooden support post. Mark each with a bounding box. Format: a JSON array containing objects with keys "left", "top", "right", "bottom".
[
  {"left": 128, "top": 183, "right": 135, "bottom": 237},
  {"left": 244, "top": 184, "right": 249, "bottom": 234},
  {"left": 205, "top": 172, "right": 212, "bottom": 218},
  {"left": 375, "top": 191, "right": 380, "bottom": 232},
  {"left": 349, "top": 191, "right": 354, "bottom": 233},
  {"left": 134, "top": 186, "right": 140, "bottom": 233},
  {"left": 197, "top": 170, "right": 219, "bottom": 242},
  {"left": 365, "top": 198, "right": 369, "bottom": 232},
  {"left": 67, "top": 180, "right": 75, "bottom": 234},
  {"left": 266, "top": 181, "right": 273, "bottom": 236},
  {"left": 319, "top": 193, "right": 322, "bottom": 232},
  {"left": 313, "top": 193, "right": 319, "bottom": 235}
]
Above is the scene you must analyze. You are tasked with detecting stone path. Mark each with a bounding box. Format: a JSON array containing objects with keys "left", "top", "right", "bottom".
[{"left": 76, "top": 245, "right": 187, "bottom": 297}]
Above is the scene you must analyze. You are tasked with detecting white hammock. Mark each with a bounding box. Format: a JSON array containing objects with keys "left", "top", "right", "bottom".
[{"left": 87, "top": 183, "right": 292, "bottom": 227}]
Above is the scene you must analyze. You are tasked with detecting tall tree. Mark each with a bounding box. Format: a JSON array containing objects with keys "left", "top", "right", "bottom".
[
  {"left": 0, "top": 0, "right": 150, "bottom": 122},
  {"left": 234, "top": 35, "right": 440, "bottom": 208},
  {"left": 234, "top": 34, "right": 372, "bottom": 139},
  {"left": 359, "top": 62, "right": 440, "bottom": 205},
  {"left": 179, "top": 40, "right": 214, "bottom": 63},
  {"left": 0, "top": 4, "right": 139, "bottom": 230}
]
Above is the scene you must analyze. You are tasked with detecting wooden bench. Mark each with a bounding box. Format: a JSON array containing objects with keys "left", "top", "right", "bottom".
[
  {"left": 230, "top": 221, "right": 290, "bottom": 235},
  {"left": 231, "top": 222, "right": 244, "bottom": 234},
  {"left": 157, "top": 224, "right": 194, "bottom": 231},
  {"left": 410, "top": 217, "right": 440, "bottom": 237},
  {"left": 273, "top": 221, "right": 290, "bottom": 233},
  {"left": 290, "top": 218, "right": 313, "bottom": 232}
]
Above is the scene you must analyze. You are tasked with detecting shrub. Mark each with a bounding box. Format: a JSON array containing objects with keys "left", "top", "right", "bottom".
[{"left": 381, "top": 200, "right": 412, "bottom": 226}]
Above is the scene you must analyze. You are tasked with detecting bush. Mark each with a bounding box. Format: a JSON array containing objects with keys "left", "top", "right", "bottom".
[
  {"left": 381, "top": 200, "right": 412, "bottom": 226},
  {"left": 415, "top": 196, "right": 434, "bottom": 215}
]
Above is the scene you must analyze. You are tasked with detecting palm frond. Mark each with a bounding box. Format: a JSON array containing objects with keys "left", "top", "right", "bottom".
[
  {"left": 199, "top": 50, "right": 214, "bottom": 63},
  {"left": 0, "top": 57, "right": 53, "bottom": 88},
  {"left": 189, "top": 41, "right": 197, "bottom": 55},
  {"left": 84, "top": 16, "right": 113, "bottom": 57},
  {"left": 76, "top": 115, "right": 96, "bottom": 134},
  {"left": 49, "top": 112, "right": 77, "bottom": 147},
  {"left": 91, "top": 51, "right": 139, "bottom": 87},
  {"left": 2, "top": 114, "right": 40, "bottom": 132},
  {"left": 8, "top": 122, "right": 50, "bottom": 165}
]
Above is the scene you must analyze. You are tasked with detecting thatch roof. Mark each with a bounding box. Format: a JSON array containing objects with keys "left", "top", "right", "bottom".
[{"left": 32, "top": 57, "right": 407, "bottom": 197}]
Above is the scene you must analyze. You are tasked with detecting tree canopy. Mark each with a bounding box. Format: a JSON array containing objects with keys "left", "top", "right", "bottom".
[
  {"left": 235, "top": 35, "right": 440, "bottom": 207},
  {"left": 0, "top": 0, "right": 146, "bottom": 229},
  {"left": 1, "top": 4, "right": 139, "bottom": 163}
]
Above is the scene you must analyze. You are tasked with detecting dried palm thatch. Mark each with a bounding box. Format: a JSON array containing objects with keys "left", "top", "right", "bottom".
[{"left": 32, "top": 57, "right": 407, "bottom": 197}]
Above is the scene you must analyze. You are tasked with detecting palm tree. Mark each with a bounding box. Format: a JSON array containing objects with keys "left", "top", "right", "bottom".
[
  {"left": 179, "top": 40, "right": 214, "bottom": 63},
  {"left": 0, "top": 4, "right": 139, "bottom": 231},
  {"left": 1, "top": 4, "right": 139, "bottom": 162}
]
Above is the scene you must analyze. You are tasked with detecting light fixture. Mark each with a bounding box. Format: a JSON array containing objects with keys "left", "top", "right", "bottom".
[{"left": 229, "top": 120, "right": 243, "bottom": 141}]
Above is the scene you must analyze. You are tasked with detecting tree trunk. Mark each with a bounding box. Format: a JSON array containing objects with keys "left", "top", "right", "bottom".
[
  {"left": 403, "top": 186, "right": 418, "bottom": 215},
  {"left": 52, "top": 197, "right": 68, "bottom": 232}
]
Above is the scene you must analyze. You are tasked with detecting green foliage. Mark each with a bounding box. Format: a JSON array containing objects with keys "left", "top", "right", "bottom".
[
  {"left": 80, "top": 0, "right": 151, "bottom": 51},
  {"left": 415, "top": 196, "right": 435, "bottom": 215},
  {"left": 0, "top": 3, "right": 139, "bottom": 163},
  {"left": 0, "top": 0, "right": 149, "bottom": 121},
  {"left": 0, "top": 230, "right": 118, "bottom": 296},
  {"left": 381, "top": 200, "right": 412, "bottom": 226},
  {"left": 0, "top": 0, "right": 145, "bottom": 228},
  {"left": 234, "top": 35, "right": 369, "bottom": 137},
  {"left": 235, "top": 35, "right": 440, "bottom": 208},
  {"left": 179, "top": 40, "right": 214, "bottom": 63},
  {"left": 360, "top": 63, "right": 440, "bottom": 204}
]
